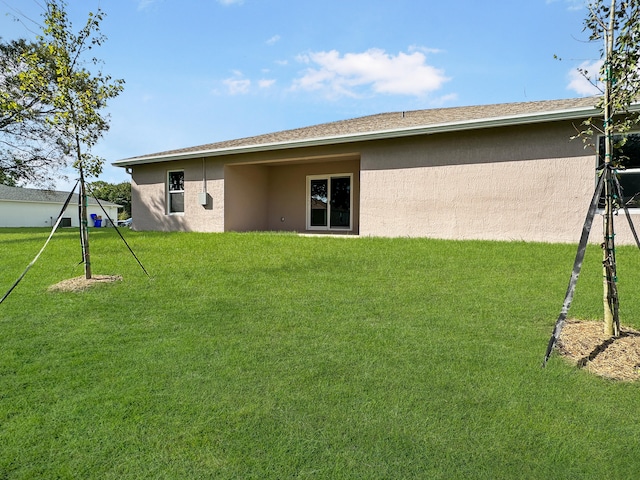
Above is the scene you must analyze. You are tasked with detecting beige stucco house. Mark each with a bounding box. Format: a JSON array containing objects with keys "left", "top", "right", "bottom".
[{"left": 113, "top": 97, "right": 640, "bottom": 244}]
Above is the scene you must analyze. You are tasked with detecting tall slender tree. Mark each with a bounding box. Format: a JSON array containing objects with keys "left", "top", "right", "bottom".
[
  {"left": 20, "top": 0, "right": 124, "bottom": 278},
  {"left": 576, "top": 0, "right": 640, "bottom": 336}
]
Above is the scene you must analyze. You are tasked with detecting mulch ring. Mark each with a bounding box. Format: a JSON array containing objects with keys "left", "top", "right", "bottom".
[
  {"left": 48, "top": 275, "right": 123, "bottom": 293},
  {"left": 558, "top": 320, "right": 640, "bottom": 382}
]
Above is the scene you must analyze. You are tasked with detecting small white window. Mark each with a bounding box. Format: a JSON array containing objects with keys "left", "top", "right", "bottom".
[
  {"left": 168, "top": 170, "right": 184, "bottom": 214},
  {"left": 306, "top": 174, "right": 352, "bottom": 231}
]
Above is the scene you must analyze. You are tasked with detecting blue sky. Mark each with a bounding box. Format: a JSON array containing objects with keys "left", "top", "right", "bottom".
[{"left": 0, "top": 0, "right": 601, "bottom": 189}]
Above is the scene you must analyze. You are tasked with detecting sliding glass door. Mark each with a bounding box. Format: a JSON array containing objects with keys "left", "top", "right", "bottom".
[{"left": 307, "top": 174, "right": 352, "bottom": 231}]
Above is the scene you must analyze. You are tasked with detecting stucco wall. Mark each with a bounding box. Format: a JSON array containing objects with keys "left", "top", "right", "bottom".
[
  {"left": 357, "top": 122, "right": 640, "bottom": 244},
  {"left": 132, "top": 158, "right": 224, "bottom": 232},
  {"left": 224, "top": 164, "right": 269, "bottom": 232},
  {"left": 0, "top": 201, "right": 118, "bottom": 228},
  {"left": 359, "top": 156, "right": 593, "bottom": 242}
]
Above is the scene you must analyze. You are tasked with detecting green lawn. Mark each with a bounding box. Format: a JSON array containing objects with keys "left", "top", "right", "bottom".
[{"left": 1, "top": 228, "right": 640, "bottom": 479}]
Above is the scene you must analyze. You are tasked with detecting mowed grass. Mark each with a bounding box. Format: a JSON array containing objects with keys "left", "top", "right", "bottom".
[{"left": 2, "top": 228, "right": 640, "bottom": 479}]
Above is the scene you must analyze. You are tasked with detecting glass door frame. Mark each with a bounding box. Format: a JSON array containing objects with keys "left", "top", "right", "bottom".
[{"left": 305, "top": 173, "right": 353, "bottom": 232}]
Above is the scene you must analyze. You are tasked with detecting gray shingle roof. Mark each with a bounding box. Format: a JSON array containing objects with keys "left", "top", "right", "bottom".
[
  {"left": 0, "top": 184, "right": 121, "bottom": 207},
  {"left": 116, "top": 97, "right": 601, "bottom": 165}
]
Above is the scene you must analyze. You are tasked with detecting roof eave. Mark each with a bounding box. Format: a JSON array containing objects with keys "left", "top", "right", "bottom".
[{"left": 112, "top": 104, "right": 606, "bottom": 168}]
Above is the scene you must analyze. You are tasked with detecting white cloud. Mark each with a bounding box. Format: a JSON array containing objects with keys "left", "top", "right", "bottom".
[
  {"left": 409, "top": 45, "right": 444, "bottom": 55},
  {"left": 433, "top": 93, "right": 459, "bottom": 105},
  {"left": 546, "top": 0, "right": 586, "bottom": 11},
  {"left": 221, "top": 72, "right": 275, "bottom": 94},
  {"left": 567, "top": 60, "right": 604, "bottom": 95},
  {"left": 258, "top": 79, "right": 276, "bottom": 89},
  {"left": 266, "top": 35, "right": 281, "bottom": 46},
  {"left": 137, "top": 0, "right": 161, "bottom": 11},
  {"left": 292, "top": 48, "right": 449, "bottom": 98},
  {"left": 223, "top": 72, "right": 251, "bottom": 95}
]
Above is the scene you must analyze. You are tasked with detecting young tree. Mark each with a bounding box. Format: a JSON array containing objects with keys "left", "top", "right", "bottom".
[
  {"left": 21, "top": 0, "right": 124, "bottom": 278},
  {"left": 579, "top": 0, "right": 640, "bottom": 336},
  {"left": 544, "top": 1, "right": 640, "bottom": 364}
]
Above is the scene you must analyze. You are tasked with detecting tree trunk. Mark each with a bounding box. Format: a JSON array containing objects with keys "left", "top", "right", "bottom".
[
  {"left": 602, "top": 170, "right": 618, "bottom": 336},
  {"left": 79, "top": 166, "right": 92, "bottom": 279},
  {"left": 602, "top": 0, "right": 618, "bottom": 337}
]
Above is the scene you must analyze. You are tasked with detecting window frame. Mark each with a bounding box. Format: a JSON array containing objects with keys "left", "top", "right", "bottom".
[
  {"left": 306, "top": 173, "right": 353, "bottom": 231},
  {"left": 597, "top": 132, "right": 640, "bottom": 211},
  {"left": 167, "top": 170, "right": 185, "bottom": 215}
]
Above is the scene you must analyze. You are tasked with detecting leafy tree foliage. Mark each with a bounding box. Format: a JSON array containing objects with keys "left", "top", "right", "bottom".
[
  {"left": 0, "top": 38, "right": 67, "bottom": 186},
  {"left": 0, "top": 169, "right": 17, "bottom": 187},
  {"left": 577, "top": 1, "right": 640, "bottom": 141},
  {"left": 89, "top": 180, "right": 131, "bottom": 218},
  {"left": 1, "top": 1, "right": 124, "bottom": 189},
  {"left": 22, "top": 0, "right": 125, "bottom": 179}
]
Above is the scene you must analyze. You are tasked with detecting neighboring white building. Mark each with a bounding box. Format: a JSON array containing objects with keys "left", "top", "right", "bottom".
[{"left": 0, "top": 184, "right": 121, "bottom": 228}]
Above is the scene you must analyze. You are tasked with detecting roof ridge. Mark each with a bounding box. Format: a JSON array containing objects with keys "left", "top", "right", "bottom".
[{"left": 117, "top": 96, "right": 601, "bottom": 164}]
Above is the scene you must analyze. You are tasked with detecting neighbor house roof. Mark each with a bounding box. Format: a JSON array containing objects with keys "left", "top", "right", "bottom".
[
  {"left": 0, "top": 184, "right": 121, "bottom": 207},
  {"left": 113, "top": 97, "right": 606, "bottom": 167}
]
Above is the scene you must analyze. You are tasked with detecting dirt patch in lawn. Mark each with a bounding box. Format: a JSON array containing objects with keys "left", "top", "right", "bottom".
[
  {"left": 48, "top": 275, "right": 123, "bottom": 293},
  {"left": 558, "top": 320, "right": 640, "bottom": 381}
]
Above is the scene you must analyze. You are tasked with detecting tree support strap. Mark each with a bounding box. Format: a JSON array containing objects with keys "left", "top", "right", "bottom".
[
  {"left": 0, "top": 179, "right": 80, "bottom": 305},
  {"left": 612, "top": 173, "right": 640, "bottom": 250},
  {"left": 1, "top": 181, "right": 151, "bottom": 305},
  {"left": 85, "top": 184, "right": 150, "bottom": 278},
  {"left": 542, "top": 167, "right": 606, "bottom": 366}
]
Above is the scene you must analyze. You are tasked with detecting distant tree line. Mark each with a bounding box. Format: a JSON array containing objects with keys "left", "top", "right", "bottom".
[{"left": 89, "top": 180, "right": 131, "bottom": 219}]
